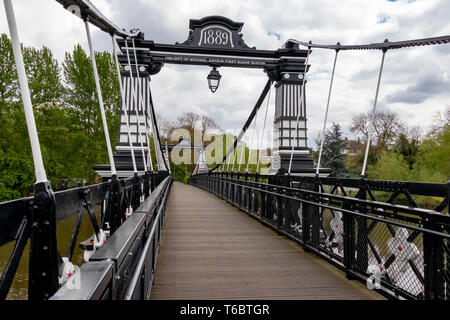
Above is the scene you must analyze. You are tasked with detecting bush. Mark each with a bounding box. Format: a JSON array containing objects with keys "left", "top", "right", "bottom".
[{"left": 368, "top": 152, "right": 411, "bottom": 181}]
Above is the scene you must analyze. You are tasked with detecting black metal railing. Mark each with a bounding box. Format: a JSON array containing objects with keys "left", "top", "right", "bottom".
[
  {"left": 189, "top": 172, "right": 450, "bottom": 300},
  {"left": 0, "top": 170, "right": 170, "bottom": 300},
  {"left": 50, "top": 175, "right": 172, "bottom": 300}
]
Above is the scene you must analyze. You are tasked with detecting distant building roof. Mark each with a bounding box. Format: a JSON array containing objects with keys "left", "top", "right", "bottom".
[{"left": 343, "top": 137, "right": 363, "bottom": 155}]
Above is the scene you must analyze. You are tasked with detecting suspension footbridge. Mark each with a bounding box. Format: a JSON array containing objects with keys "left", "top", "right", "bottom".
[{"left": 0, "top": 0, "right": 449, "bottom": 301}]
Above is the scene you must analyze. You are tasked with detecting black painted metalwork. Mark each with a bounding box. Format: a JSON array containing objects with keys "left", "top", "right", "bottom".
[
  {"left": 207, "top": 67, "right": 221, "bottom": 93},
  {"left": 28, "top": 181, "right": 59, "bottom": 301},
  {"left": 55, "top": 0, "right": 138, "bottom": 38},
  {"left": 112, "top": 15, "right": 316, "bottom": 175},
  {"left": 0, "top": 215, "right": 29, "bottom": 300},
  {"left": 132, "top": 173, "right": 142, "bottom": 211},
  {"left": 143, "top": 171, "right": 150, "bottom": 198},
  {"left": 103, "top": 174, "right": 124, "bottom": 234},
  {"left": 189, "top": 172, "right": 450, "bottom": 300},
  {"left": 115, "top": 15, "right": 308, "bottom": 80},
  {"left": 116, "top": 33, "right": 308, "bottom": 73},
  {"left": 0, "top": 171, "right": 169, "bottom": 300},
  {"left": 292, "top": 35, "right": 450, "bottom": 51},
  {"left": 50, "top": 175, "right": 172, "bottom": 300}
]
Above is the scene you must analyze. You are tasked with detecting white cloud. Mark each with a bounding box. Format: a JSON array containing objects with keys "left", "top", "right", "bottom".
[{"left": 0, "top": 0, "right": 449, "bottom": 148}]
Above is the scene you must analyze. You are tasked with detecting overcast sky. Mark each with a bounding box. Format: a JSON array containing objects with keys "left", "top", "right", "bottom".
[{"left": 1, "top": 0, "right": 449, "bottom": 149}]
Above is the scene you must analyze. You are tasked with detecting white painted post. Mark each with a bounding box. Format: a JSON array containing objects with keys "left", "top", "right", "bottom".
[
  {"left": 245, "top": 105, "right": 259, "bottom": 173},
  {"left": 84, "top": 20, "right": 117, "bottom": 176},
  {"left": 316, "top": 50, "right": 339, "bottom": 175},
  {"left": 361, "top": 50, "right": 387, "bottom": 177},
  {"left": 256, "top": 85, "right": 272, "bottom": 174},
  {"left": 4, "top": 0, "right": 47, "bottom": 183},
  {"left": 131, "top": 38, "right": 148, "bottom": 171}
]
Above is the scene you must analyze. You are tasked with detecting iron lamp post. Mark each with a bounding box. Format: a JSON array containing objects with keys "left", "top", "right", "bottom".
[{"left": 207, "top": 67, "right": 221, "bottom": 93}]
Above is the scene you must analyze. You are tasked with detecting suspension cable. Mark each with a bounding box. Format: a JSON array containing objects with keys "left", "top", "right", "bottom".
[
  {"left": 316, "top": 49, "right": 339, "bottom": 176},
  {"left": 147, "top": 81, "right": 171, "bottom": 172},
  {"left": 231, "top": 143, "right": 238, "bottom": 172},
  {"left": 84, "top": 19, "right": 117, "bottom": 176},
  {"left": 4, "top": 0, "right": 47, "bottom": 183},
  {"left": 226, "top": 145, "right": 233, "bottom": 172},
  {"left": 288, "top": 48, "right": 311, "bottom": 174},
  {"left": 289, "top": 35, "right": 450, "bottom": 51},
  {"left": 145, "top": 82, "right": 161, "bottom": 172},
  {"left": 143, "top": 91, "right": 154, "bottom": 172},
  {"left": 245, "top": 102, "right": 260, "bottom": 173},
  {"left": 361, "top": 49, "right": 387, "bottom": 177},
  {"left": 256, "top": 84, "right": 272, "bottom": 174},
  {"left": 210, "top": 79, "right": 272, "bottom": 172},
  {"left": 146, "top": 129, "right": 154, "bottom": 172},
  {"left": 111, "top": 35, "right": 137, "bottom": 173},
  {"left": 237, "top": 141, "right": 245, "bottom": 173},
  {"left": 124, "top": 39, "right": 148, "bottom": 172},
  {"left": 127, "top": 38, "right": 148, "bottom": 172},
  {"left": 131, "top": 38, "right": 150, "bottom": 171},
  {"left": 225, "top": 135, "right": 234, "bottom": 172}
]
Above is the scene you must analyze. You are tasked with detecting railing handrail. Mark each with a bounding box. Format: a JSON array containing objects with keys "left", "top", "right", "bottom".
[
  {"left": 0, "top": 170, "right": 170, "bottom": 300},
  {"left": 0, "top": 174, "right": 139, "bottom": 247},
  {"left": 50, "top": 175, "right": 172, "bottom": 300},
  {"left": 123, "top": 178, "right": 171, "bottom": 299},
  {"left": 213, "top": 177, "right": 450, "bottom": 239},
  {"left": 207, "top": 175, "right": 450, "bottom": 219},
  {"left": 196, "top": 172, "right": 449, "bottom": 198},
  {"left": 189, "top": 173, "right": 450, "bottom": 300}
]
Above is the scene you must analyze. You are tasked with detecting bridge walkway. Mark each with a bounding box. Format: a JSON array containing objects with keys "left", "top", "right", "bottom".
[{"left": 150, "top": 182, "right": 383, "bottom": 300}]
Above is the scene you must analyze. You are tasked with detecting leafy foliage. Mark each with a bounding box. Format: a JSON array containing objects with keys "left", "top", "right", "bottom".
[
  {"left": 320, "top": 122, "right": 347, "bottom": 176},
  {"left": 0, "top": 34, "right": 120, "bottom": 201},
  {"left": 367, "top": 115, "right": 449, "bottom": 183}
]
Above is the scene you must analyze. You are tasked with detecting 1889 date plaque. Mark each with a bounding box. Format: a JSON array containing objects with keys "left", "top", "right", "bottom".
[{"left": 177, "top": 15, "right": 255, "bottom": 50}]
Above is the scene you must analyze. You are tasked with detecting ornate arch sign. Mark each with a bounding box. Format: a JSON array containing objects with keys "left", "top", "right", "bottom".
[
  {"left": 177, "top": 16, "right": 253, "bottom": 49},
  {"left": 116, "top": 15, "right": 307, "bottom": 73}
]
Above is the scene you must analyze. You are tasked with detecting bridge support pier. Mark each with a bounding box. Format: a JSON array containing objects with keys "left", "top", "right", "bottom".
[
  {"left": 93, "top": 66, "right": 157, "bottom": 179},
  {"left": 266, "top": 45, "right": 330, "bottom": 177}
]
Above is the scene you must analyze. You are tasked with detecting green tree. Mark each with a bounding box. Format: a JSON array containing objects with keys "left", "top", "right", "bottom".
[
  {"left": 0, "top": 37, "right": 121, "bottom": 201},
  {"left": 320, "top": 122, "right": 347, "bottom": 176},
  {"left": 368, "top": 109, "right": 449, "bottom": 184},
  {"left": 0, "top": 34, "right": 34, "bottom": 200},
  {"left": 395, "top": 132, "right": 419, "bottom": 169},
  {"left": 23, "top": 45, "right": 64, "bottom": 106},
  {"left": 63, "top": 44, "right": 100, "bottom": 134},
  {"left": 350, "top": 111, "right": 404, "bottom": 169},
  {"left": 413, "top": 126, "right": 450, "bottom": 182},
  {"left": 0, "top": 34, "right": 18, "bottom": 125},
  {"left": 63, "top": 45, "right": 120, "bottom": 181},
  {"left": 368, "top": 151, "right": 411, "bottom": 181}
]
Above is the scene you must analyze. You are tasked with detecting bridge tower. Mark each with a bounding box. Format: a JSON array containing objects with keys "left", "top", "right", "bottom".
[
  {"left": 193, "top": 144, "right": 208, "bottom": 175},
  {"left": 266, "top": 41, "right": 320, "bottom": 176},
  {"left": 93, "top": 66, "right": 152, "bottom": 179},
  {"left": 113, "top": 16, "right": 327, "bottom": 177},
  {"left": 93, "top": 35, "right": 167, "bottom": 179}
]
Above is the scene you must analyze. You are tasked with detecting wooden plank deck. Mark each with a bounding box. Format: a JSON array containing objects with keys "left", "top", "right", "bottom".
[{"left": 150, "top": 182, "right": 383, "bottom": 300}]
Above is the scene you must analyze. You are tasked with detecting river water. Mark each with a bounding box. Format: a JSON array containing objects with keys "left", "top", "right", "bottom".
[{"left": 0, "top": 206, "right": 102, "bottom": 300}]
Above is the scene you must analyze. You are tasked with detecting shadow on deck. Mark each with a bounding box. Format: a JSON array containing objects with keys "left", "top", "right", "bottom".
[{"left": 150, "top": 182, "right": 383, "bottom": 300}]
